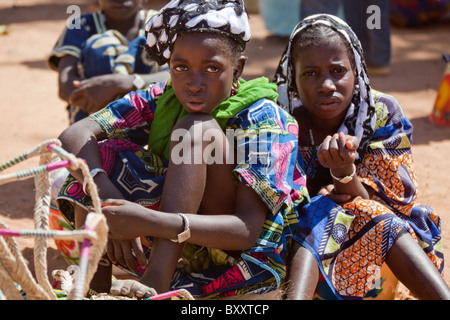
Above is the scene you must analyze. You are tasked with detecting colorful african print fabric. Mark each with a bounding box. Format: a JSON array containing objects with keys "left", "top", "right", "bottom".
[
  {"left": 47, "top": 9, "right": 168, "bottom": 124},
  {"left": 56, "top": 79, "right": 309, "bottom": 299},
  {"left": 294, "top": 90, "right": 445, "bottom": 300}
]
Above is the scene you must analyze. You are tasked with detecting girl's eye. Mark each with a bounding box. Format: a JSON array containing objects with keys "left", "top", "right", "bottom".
[
  {"left": 174, "top": 65, "right": 188, "bottom": 72},
  {"left": 334, "top": 67, "right": 347, "bottom": 75},
  {"left": 205, "top": 66, "right": 219, "bottom": 73},
  {"left": 302, "top": 70, "right": 316, "bottom": 77}
]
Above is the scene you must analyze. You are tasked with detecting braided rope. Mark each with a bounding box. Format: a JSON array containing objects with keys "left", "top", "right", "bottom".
[
  {"left": 0, "top": 139, "right": 60, "bottom": 173},
  {"left": 69, "top": 213, "right": 107, "bottom": 300},
  {"left": 0, "top": 265, "right": 24, "bottom": 300},
  {"left": 0, "top": 220, "right": 53, "bottom": 300},
  {"left": 0, "top": 139, "right": 194, "bottom": 301},
  {"left": 0, "top": 229, "right": 97, "bottom": 241},
  {"left": 51, "top": 265, "right": 78, "bottom": 295},
  {"left": 0, "top": 139, "right": 107, "bottom": 300},
  {"left": 85, "top": 289, "right": 195, "bottom": 300},
  {"left": 33, "top": 149, "right": 56, "bottom": 299}
]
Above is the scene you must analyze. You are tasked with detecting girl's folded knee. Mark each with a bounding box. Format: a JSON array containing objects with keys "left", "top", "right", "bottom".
[{"left": 174, "top": 113, "right": 217, "bottom": 130}]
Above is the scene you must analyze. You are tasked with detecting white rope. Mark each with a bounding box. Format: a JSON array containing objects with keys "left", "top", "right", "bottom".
[{"left": 0, "top": 139, "right": 108, "bottom": 300}]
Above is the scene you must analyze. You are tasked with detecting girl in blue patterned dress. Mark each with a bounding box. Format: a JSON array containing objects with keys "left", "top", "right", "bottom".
[
  {"left": 48, "top": 0, "right": 169, "bottom": 124},
  {"left": 56, "top": 0, "right": 308, "bottom": 299}
]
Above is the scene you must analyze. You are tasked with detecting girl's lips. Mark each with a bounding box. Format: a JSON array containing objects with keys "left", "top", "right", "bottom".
[
  {"left": 316, "top": 99, "right": 341, "bottom": 109},
  {"left": 111, "top": 2, "right": 132, "bottom": 10},
  {"left": 318, "top": 99, "right": 340, "bottom": 105},
  {"left": 112, "top": 6, "right": 130, "bottom": 10},
  {"left": 186, "top": 101, "right": 207, "bottom": 110}
]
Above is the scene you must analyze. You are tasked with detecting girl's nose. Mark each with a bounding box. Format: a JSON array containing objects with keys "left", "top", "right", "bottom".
[
  {"left": 187, "top": 72, "right": 205, "bottom": 93},
  {"left": 318, "top": 75, "right": 336, "bottom": 94}
]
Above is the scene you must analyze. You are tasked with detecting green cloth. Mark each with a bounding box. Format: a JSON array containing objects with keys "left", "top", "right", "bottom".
[{"left": 148, "top": 77, "right": 279, "bottom": 160}]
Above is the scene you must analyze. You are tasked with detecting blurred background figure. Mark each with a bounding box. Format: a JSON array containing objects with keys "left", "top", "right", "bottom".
[
  {"left": 429, "top": 55, "right": 450, "bottom": 127},
  {"left": 390, "top": 0, "right": 450, "bottom": 27},
  {"left": 48, "top": 0, "right": 169, "bottom": 125},
  {"left": 257, "top": 0, "right": 392, "bottom": 76},
  {"left": 343, "top": 0, "right": 392, "bottom": 76}
]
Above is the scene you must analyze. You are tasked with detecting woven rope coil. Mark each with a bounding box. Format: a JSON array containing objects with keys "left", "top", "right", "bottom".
[
  {"left": 0, "top": 139, "right": 107, "bottom": 300},
  {"left": 0, "top": 139, "right": 194, "bottom": 301}
]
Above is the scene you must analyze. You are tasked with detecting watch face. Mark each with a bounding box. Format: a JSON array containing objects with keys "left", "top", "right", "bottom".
[
  {"left": 339, "top": 176, "right": 352, "bottom": 184},
  {"left": 178, "top": 229, "right": 191, "bottom": 243},
  {"left": 133, "top": 75, "right": 145, "bottom": 89},
  {"left": 330, "top": 164, "right": 356, "bottom": 184}
]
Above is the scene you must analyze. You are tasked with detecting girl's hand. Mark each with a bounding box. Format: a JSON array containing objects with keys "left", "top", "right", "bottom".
[
  {"left": 106, "top": 238, "right": 148, "bottom": 272},
  {"left": 110, "top": 279, "right": 157, "bottom": 299},
  {"left": 100, "top": 199, "right": 153, "bottom": 239},
  {"left": 317, "top": 132, "right": 358, "bottom": 170},
  {"left": 94, "top": 200, "right": 150, "bottom": 270},
  {"left": 69, "top": 74, "right": 132, "bottom": 114},
  {"left": 318, "top": 184, "right": 351, "bottom": 203}
]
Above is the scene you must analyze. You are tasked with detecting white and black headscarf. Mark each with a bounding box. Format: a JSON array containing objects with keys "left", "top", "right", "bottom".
[
  {"left": 144, "top": 0, "right": 251, "bottom": 65},
  {"left": 274, "top": 14, "right": 376, "bottom": 162}
]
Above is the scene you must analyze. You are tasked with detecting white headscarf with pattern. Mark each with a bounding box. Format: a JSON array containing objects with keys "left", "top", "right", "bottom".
[{"left": 144, "top": 0, "right": 251, "bottom": 65}]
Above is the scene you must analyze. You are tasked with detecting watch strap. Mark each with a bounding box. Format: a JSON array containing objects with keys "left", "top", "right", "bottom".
[
  {"left": 330, "top": 164, "right": 356, "bottom": 184},
  {"left": 170, "top": 213, "right": 191, "bottom": 243}
]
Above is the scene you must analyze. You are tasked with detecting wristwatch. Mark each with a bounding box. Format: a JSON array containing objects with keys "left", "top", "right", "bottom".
[
  {"left": 133, "top": 74, "right": 146, "bottom": 90},
  {"left": 330, "top": 164, "right": 356, "bottom": 184},
  {"left": 170, "top": 213, "right": 191, "bottom": 243}
]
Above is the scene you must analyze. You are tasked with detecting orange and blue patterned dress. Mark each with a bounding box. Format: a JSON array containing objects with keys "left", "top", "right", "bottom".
[{"left": 294, "top": 90, "right": 444, "bottom": 300}]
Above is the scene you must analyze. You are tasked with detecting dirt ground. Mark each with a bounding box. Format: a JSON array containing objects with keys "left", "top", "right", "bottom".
[{"left": 0, "top": 0, "right": 449, "bottom": 300}]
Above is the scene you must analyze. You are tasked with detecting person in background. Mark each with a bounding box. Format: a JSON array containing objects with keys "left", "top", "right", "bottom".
[
  {"left": 48, "top": 0, "right": 169, "bottom": 124},
  {"left": 299, "top": 0, "right": 391, "bottom": 76},
  {"left": 299, "top": 0, "right": 340, "bottom": 20},
  {"left": 342, "top": 0, "right": 391, "bottom": 76}
]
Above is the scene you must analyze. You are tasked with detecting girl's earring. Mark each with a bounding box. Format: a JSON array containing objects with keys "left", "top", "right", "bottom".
[
  {"left": 354, "top": 84, "right": 360, "bottom": 95},
  {"left": 231, "top": 80, "right": 240, "bottom": 96}
]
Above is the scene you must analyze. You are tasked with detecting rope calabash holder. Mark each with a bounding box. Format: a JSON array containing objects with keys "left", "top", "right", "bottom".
[
  {"left": 0, "top": 139, "right": 195, "bottom": 301},
  {"left": 0, "top": 139, "right": 107, "bottom": 300}
]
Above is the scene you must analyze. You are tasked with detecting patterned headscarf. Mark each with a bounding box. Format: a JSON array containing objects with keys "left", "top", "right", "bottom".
[
  {"left": 144, "top": 0, "right": 251, "bottom": 65},
  {"left": 273, "top": 14, "right": 376, "bottom": 162}
]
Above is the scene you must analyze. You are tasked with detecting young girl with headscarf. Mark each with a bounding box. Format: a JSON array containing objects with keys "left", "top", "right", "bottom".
[
  {"left": 274, "top": 14, "right": 450, "bottom": 300},
  {"left": 55, "top": 0, "right": 308, "bottom": 299}
]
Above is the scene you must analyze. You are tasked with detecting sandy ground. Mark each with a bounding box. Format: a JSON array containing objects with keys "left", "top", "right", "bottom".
[{"left": 0, "top": 0, "right": 449, "bottom": 300}]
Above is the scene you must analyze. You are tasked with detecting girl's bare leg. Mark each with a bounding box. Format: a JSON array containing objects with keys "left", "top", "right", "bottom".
[
  {"left": 284, "top": 241, "right": 320, "bottom": 300},
  {"left": 386, "top": 232, "right": 450, "bottom": 300},
  {"left": 285, "top": 229, "right": 450, "bottom": 300},
  {"left": 142, "top": 114, "right": 237, "bottom": 293}
]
